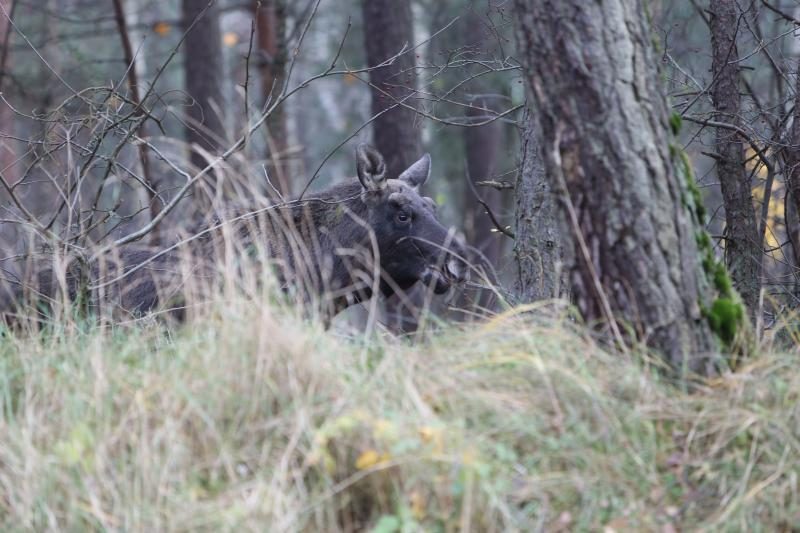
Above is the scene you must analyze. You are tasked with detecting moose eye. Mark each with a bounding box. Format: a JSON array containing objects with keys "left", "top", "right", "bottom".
[{"left": 395, "top": 212, "right": 411, "bottom": 225}]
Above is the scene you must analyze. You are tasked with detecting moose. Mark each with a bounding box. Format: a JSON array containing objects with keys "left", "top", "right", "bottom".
[{"left": 5, "top": 144, "right": 468, "bottom": 324}]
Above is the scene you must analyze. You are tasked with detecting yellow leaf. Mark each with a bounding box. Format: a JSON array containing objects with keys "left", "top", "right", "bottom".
[
  {"left": 152, "top": 21, "right": 171, "bottom": 37},
  {"left": 355, "top": 449, "right": 391, "bottom": 470},
  {"left": 355, "top": 449, "right": 380, "bottom": 470},
  {"left": 752, "top": 179, "right": 784, "bottom": 249}
]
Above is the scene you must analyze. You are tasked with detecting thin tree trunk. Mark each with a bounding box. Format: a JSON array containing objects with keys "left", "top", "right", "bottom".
[
  {"left": 361, "top": 0, "right": 420, "bottom": 179},
  {"left": 182, "top": 0, "right": 225, "bottom": 172},
  {"left": 784, "top": 192, "right": 800, "bottom": 297},
  {"left": 256, "top": 0, "right": 290, "bottom": 195},
  {"left": 0, "top": 0, "right": 18, "bottom": 187},
  {"left": 709, "top": 0, "right": 762, "bottom": 320},
  {"left": 784, "top": 60, "right": 800, "bottom": 299},
  {"left": 112, "top": 0, "right": 159, "bottom": 243},
  {"left": 513, "top": 108, "right": 569, "bottom": 303},
  {"left": 513, "top": 0, "right": 715, "bottom": 372}
]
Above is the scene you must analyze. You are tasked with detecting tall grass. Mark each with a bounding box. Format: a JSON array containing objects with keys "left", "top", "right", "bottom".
[{"left": 0, "top": 288, "right": 798, "bottom": 532}]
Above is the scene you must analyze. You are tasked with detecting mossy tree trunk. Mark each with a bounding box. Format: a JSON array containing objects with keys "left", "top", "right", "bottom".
[
  {"left": 709, "top": 0, "right": 762, "bottom": 321},
  {"left": 513, "top": 0, "right": 717, "bottom": 372}
]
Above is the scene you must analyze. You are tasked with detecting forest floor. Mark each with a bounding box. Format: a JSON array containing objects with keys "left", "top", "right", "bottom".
[{"left": 0, "top": 295, "right": 798, "bottom": 531}]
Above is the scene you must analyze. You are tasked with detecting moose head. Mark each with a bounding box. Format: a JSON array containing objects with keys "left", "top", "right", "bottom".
[{"left": 353, "top": 144, "right": 468, "bottom": 298}]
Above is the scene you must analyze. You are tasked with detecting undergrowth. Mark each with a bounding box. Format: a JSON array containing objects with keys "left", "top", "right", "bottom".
[{"left": 0, "top": 297, "right": 798, "bottom": 531}]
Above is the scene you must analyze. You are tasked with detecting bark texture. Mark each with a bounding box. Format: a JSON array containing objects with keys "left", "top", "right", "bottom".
[
  {"left": 256, "top": 0, "right": 290, "bottom": 194},
  {"left": 709, "top": 0, "right": 762, "bottom": 319},
  {"left": 513, "top": 0, "right": 715, "bottom": 371},
  {"left": 513, "top": 108, "right": 569, "bottom": 302},
  {"left": 182, "top": 0, "right": 225, "bottom": 171},
  {"left": 361, "top": 0, "right": 420, "bottom": 180}
]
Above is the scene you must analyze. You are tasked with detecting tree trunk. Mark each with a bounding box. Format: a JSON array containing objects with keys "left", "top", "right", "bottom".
[
  {"left": 362, "top": 0, "right": 422, "bottom": 333},
  {"left": 513, "top": 0, "right": 715, "bottom": 372},
  {"left": 0, "top": 0, "right": 18, "bottom": 187},
  {"left": 361, "top": 0, "right": 420, "bottom": 180},
  {"left": 182, "top": 0, "right": 225, "bottom": 172},
  {"left": 256, "top": 0, "right": 290, "bottom": 195},
  {"left": 709, "top": 0, "right": 762, "bottom": 320},
  {"left": 112, "top": 0, "right": 159, "bottom": 243},
  {"left": 513, "top": 108, "right": 569, "bottom": 303},
  {"left": 784, "top": 192, "right": 800, "bottom": 298},
  {"left": 784, "top": 60, "right": 800, "bottom": 299}
]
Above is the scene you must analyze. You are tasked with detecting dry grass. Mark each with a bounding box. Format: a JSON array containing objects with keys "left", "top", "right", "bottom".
[{"left": 0, "top": 290, "right": 798, "bottom": 531}]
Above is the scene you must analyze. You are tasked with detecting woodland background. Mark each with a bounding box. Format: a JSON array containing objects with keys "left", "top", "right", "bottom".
[
  {"left": 0, "top": 0, "right": 799, "bottom": 530},
  {"left": 3, "top": 1, "right": 800, "bottom": 344}
]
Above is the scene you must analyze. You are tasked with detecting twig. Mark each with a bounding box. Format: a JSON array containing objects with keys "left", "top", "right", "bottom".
[
  {"left": 683, "top": 116, "right": 773, "bottom": 171},
  {"left": 760, "top": 0, "right": 800, "bottom": 25},
  {"left": 465, "top": 160, "right": 514, "bottom": 240},
  {"left": 477, "top": 198, "right": 514, "bottom": 239},
  {"left": 476, "top": 179, "right": 514, "bottom": 190}
]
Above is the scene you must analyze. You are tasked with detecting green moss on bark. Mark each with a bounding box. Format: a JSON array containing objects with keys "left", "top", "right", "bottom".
[
  {"left": 672, "top": 144, "right": 746, "bottom": 349},
  {"left": 669, "top": 112, "right": 683, "bottom": 136},
  {"left": 705, "top": 298, "right": 744, "bottom": 345},
  {"left": 672, "top": 144, "right": 706, "bottom": 223}
]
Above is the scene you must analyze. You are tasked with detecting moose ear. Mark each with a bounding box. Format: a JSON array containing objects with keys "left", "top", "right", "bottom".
[
  {"left": 398, "top": 153, "right": 431, "bottom": 190},
  {"left": 356, "top": 144, "right": 387, "bottom": 191}
]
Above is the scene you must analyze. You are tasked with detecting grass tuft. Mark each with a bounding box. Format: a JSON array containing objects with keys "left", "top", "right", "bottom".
[{"left": 0, "top": 298, "right": 798, "bottom": 531}]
